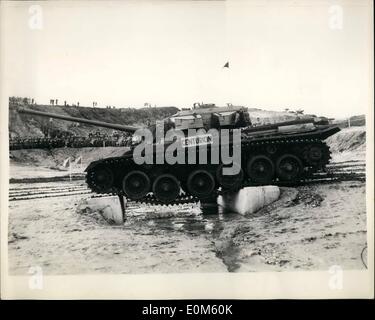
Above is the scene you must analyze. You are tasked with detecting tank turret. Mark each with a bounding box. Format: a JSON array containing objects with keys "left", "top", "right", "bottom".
[{"left": 170, "top": 103, "right": 251, "bottom": 131}]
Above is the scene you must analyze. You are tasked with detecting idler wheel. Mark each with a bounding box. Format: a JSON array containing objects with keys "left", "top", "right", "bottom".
[
  {"left": 187, "top": 170, "right": 215, "bottom": 198},
  {"left": 122, "top": 170, "right": 151, "bottom": 200},
  {"left": 152, "top": 174, "right": 180, "bottom": 203},
  {"left": 216, "top": 164, "right": 244, "bottom": 190},
  {"left": 276, "top": 154, "right": 303, "bottom": 182},
  {"left": 304, "top": 143, "right": 330, "bottom": 166},
  {"left": 308, "top": 145, "right": 323, "bottom": 161},
  {"left": 246, "top": 155, "right": 275, "bottom": 183},
  {"left": 87, "top": 167, "right": 114, "bottom": 192}
]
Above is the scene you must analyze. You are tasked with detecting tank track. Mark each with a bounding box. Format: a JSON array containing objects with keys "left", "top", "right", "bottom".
[
  {"left": 241, "top": 136, "right": 331, "bottom": 168},
  {"left": 90, "top": 169, "right": 364, "bottom": 206},
  {"left": 86, "top": 137, "right": 333, "bottom": 205}
]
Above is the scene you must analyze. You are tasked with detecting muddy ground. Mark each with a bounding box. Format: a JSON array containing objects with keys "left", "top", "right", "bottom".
[{"left": 8, "top": 156, "right": 367, "bottom": 275}]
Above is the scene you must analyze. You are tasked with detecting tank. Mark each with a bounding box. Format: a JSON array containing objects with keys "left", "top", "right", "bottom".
[{"left": 18, "top": 104, "right": 340, "bottom": 204}]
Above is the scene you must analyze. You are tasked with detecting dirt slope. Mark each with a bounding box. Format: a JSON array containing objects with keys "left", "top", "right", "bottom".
[{"left": 325, "top": 126, "right": 366, "bottom": 153}]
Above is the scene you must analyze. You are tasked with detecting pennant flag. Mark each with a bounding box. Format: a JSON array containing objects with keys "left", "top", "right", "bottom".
[
  {"left": 63, "top": 157, "right": 70, "bottom": 168},
  {"left": 223, "top": 61, "right": 229, "bottom": 68},
  {"left": 75, "top": 156, "right": 82, "bottom": 165}
]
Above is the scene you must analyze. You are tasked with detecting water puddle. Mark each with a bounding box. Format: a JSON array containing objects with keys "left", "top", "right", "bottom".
[{"left": 127, "top": 203, "right": 241, "bottom": 237}]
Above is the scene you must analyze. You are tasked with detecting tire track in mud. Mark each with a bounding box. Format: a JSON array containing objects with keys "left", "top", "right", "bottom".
[
  {"left": 8, "top": 181, "right": 90, "bottom": 201},
  {"left": 9, "top": 191, "right": 93, "bottom": 201},
  {"left": 9, "top": 184, "right": 86, "bottom": 191},
  {"left": 9, "top": 186, "right": 88, "bottom": 196}
]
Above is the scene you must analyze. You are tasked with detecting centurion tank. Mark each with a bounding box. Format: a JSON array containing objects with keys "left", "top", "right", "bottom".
[{"left": 18, "top": 103, "right": 340, "bottom": 205}]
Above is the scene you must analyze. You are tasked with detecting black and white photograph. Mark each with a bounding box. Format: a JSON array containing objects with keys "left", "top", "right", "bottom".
[{"left": 1, "top": 0, "right": 373, "bottom": 299}]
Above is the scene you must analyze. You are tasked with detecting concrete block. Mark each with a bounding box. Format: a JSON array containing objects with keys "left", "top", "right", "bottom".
[
  {"left": 79, "top": 196, "right": 125, "bottom": 225},
  {"left": 218, "top": 186, "right": 280, "bottom": 215}
]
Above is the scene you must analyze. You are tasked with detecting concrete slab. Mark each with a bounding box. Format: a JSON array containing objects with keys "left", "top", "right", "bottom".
[
  {"left": 78, "top": 196, "right": 125, "bottom": 225},
  {"left": 77, "top": 186, "right": 280, "bottom": 225},
  {"left": 218, "top": 186, "right": 280, "bottom": 215}
]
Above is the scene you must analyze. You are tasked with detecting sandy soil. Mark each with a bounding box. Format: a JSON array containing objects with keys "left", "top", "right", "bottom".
[
  {"left": 8, "top": 171, "right": 366, "bottom": 275},
  {"left": 8, "top": 192, "right": 228, "bottom": 274},
  {"left": 7, "top": 127, "right": 367, "bottom": 274},
  {"left": 217, "top": 182, "right": 367, "bottom": 272}
]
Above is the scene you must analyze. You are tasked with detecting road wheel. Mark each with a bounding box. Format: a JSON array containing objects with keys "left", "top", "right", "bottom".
[
  {"left": 152, "top": 174, "right": 180, "bottom": 203},
  {"left": 187, "top": 170, "right": 215, "bottom": 198},
  {"left": 122, "top": 170, "right": 150, "bottom": 200},
  {"left": 246, "top": 155, "right": 275, "bottom": 183},
  {"left": 276, "top": 154, "right": 303, "bottom": 182}
]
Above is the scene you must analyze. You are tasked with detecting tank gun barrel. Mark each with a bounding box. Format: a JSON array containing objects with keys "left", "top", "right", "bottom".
[
  {"left": 244, "top": 117, "right": 324, "bottom": 133},
  {"left": 18, "top": 108, "right": 139, "bottom": 133}
]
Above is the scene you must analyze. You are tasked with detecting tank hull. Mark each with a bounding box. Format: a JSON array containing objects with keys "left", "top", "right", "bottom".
[{"left": 85, "top": 125, "right": 340, "bottom": 203}]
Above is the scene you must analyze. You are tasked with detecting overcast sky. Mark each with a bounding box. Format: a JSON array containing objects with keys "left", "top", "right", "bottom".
[{"left": 1, "top": 0, "right": 372, "bottom": 117}]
